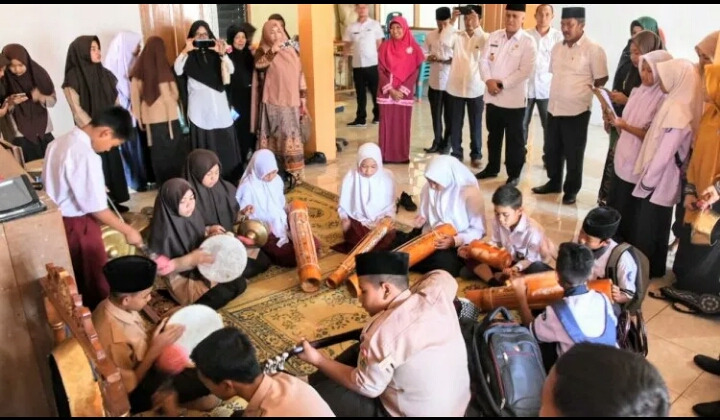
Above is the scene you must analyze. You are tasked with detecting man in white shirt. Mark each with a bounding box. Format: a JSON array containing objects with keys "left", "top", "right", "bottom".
[
  {"left": 42, "top": 106, "right": 143, "bottom": 310},
  {"left": 343, "top": 4, "right": 385, "bottom": 128},
  {"left": 524, "top": 4, "right": 563, "bottom": 164},
  {"left": 532, "top": 7, "right": 608, "bottom": 205},
  {"left": 441, "top": 5, "right": 488, "bottom": 169},
  {"left": 477, "top": 4, "right": 537, "bottom": 186},
  {"left": 422, "top": 7, "right": 454, "bottom": 155}
]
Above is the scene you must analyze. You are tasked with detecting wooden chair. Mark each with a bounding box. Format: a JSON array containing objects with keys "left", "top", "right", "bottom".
[{"left": 41, "top": 263, "right": 131, "bottom": 417}]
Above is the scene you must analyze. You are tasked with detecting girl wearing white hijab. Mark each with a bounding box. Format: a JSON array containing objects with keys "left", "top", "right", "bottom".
[
  {"left": 631, "top": 58, "right": 702, "bottom": 278},
  {"left": 334, "top": 143, "right": 398, "bottom": 253},
  {"left": 392, "top": 155, "right": 486, "bottom": 277},
  {"left": 236, "top": 149, "right": 320, "bottom": 267},
  {"left": 103, "top": 31, "right": 148, "bottom": 190}
]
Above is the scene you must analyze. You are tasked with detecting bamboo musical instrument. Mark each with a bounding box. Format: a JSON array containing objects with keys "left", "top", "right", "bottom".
[
  {"left": 346, "top": 223, "right": 457, "bottom": 298},
  {"left": 466, "top": 240, "right": 513, "bottom": 270},
  {"left": 465, "top": 271, "right": 613, "bottom": 312},
  {"left": 288, "top": 200, "right": 322, "bottom": 292},
  {"left": 326, "top": 217, "right": 394, "bottom": 289}
]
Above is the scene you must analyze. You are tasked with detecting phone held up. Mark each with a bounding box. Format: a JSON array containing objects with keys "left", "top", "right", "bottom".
[{"left": 192, "top": 39, "right": 216, "bottom": 50}]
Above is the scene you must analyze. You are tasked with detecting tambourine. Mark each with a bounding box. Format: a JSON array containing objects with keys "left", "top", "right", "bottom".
[
  {"left": 167, "top": 304, "right": 225, "bottom": 356},
  {"left": 198, "top": 233, "right": 248, "bottom": 283}
]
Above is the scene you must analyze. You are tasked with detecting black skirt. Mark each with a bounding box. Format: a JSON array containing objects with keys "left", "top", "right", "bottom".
[
  {"left": 147, "top": 120, "right": 188, "bottom": 185},
  {"left": 189, "top": 122, "right": 243, "bottom": 184},
  {"left": 11, "top": 132, "right": 54, "bottom": 162},
  {"left": 673, "top": 202, "right": 720, "bottom": 295},
  {"left": 631, "top": 197, "right": 673, "bottom": 278},
  {"left": 101, "top": 147, "right": 130, "bottom": 204},
  {"left": 606, "top": 175, "right": 639, "bottom": 244}
]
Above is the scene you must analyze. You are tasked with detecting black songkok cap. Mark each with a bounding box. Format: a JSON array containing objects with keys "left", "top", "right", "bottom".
[
  {"left": 104, "top": 256, "right": 157, "bottom": 294},
  {"left": 506, "top": 4, "right": 526, "bottom": 12},
  {"left": 582, "top": 207, "right": 621, "bottom": 240},
  {"left": 561, "top": 7, "right": 585, "bottom": 19},
  {"left": 355, "top": 251, "right": 410, "bottom": 276},
  {"left": 436, "top": 7, "right": 451, "bottom": 21}
]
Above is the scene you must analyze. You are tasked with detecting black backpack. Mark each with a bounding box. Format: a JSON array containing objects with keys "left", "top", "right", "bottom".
[
  {"left": 460, "top": 307, "right": 546, "bottom": 417},
  {"left": 606, "top": 243, "right": 649, "bottom": 356}
]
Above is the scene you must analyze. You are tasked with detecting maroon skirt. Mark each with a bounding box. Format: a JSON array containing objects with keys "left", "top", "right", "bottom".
[
  {"left": 63, "top": 215, "right": 109, "bottom": 310},
  {"left": 331, "top": 218, "right": 397, "bottom": 254},
  {"left": 262, "top": 233, "right": 321, "bottom": 268}
]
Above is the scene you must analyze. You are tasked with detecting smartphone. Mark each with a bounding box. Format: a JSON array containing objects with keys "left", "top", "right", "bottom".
[
  {"left": 230, "top": 107, "right": 240, "bottom": 121},
  {"left": 193, "top": 39, "right": 216, "bottom": 50}
]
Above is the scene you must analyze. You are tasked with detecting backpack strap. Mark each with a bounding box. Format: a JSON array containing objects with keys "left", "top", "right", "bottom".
[
  {"left": 550, "top": 300, "right": 587, "bottom": 344},
  {"left": 606, "top": 243, "right": 633, "bottom": 286}
]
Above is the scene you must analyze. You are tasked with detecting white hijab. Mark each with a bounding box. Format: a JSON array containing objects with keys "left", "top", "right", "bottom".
[
  {"left": 420, "top": 155, "right": 481, "bottom": 232},
  {"left": 236, "top": 150, "right": 289, "bottom": 245},
  {"left": 338, "top": 143, "right": 396, "bottom": 227},
  {"left": 634, "top": 58, "right": 702, "bottom": 175},
  {"left": 103, "top": 31, "right": 142, "bottom": 111}
]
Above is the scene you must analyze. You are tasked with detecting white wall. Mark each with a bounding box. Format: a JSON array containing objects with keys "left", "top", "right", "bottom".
[
  {"left": 551, "top": 4, "right": 720, "bottom": 125},
  {"left": 249, "top": 4, "right": 299, "bottom": 41},
  {"left": 0, "top": 4, "right": 142, "bottom": 134}
]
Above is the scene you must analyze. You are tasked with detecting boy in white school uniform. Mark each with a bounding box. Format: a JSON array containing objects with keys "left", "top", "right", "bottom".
[{"left": 43, "top": 106, "right": 143, "bottom": 310}]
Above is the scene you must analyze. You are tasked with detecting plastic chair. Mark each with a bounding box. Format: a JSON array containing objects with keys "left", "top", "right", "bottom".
[{"left": 384, "top": 12, "right": 402, "bottom": 40}]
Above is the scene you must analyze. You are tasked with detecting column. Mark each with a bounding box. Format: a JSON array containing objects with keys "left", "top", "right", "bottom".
[{"left": 297, "top": 4, "right": 337, "bottom": 161}]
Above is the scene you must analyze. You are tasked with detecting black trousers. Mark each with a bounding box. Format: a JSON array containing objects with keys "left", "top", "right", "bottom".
[
  {"left": 538, "top": 342, "right": 559, "bottom": 373},
  {"left": 485, "top": 104, "right": 527, "bottom": 178},
  {"left": 523, "top": 98, "right": 549, "bottom": 146},
  {"left": 353, "top": 66, "right": 379, "bottom": 123},
  {"left": 428, "top": 87, "right": 451, "bottom": 149},
  {"left": 194, "top": 251, "right": 271, "bottom": 310},
  {"left": 129, "top": 368, "right": 210, "bottom": 414},
  {"left": 447, "top": 93, "right": 484, "bottom": 161},
  {"left": 309, "top": 343, "right": 389, "bottom": 417},
  {"left": 544, "top": 111, "right": 592, "bottom": 196},
  {"left": 391, "top": 228, "right": 464, "bottom": 277}
]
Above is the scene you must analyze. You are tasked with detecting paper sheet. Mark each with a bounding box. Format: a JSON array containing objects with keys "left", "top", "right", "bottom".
[{"left": 594, "top": 87, "right": 618, "bottom": 120}]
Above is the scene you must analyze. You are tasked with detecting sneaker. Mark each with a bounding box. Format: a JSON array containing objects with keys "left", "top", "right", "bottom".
[
  {"left": 372, "top": 118, "right": 380, "bottom": 125},
  {"left": 455, "top": 298, "right": 481, "bottom": 321},
  {"left": 347, "top": 120, "right": 367, "bottom": 128},
  {"left": 398, "top": 192, "right": 417, "bottom": 211}
]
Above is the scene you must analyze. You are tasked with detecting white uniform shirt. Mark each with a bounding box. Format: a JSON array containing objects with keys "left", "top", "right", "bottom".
[
  {"left": 42, "top": 127, "right": 108, "bottom": 217},
  {"left": 440, "top": 26, "right": 489, "bottom": 99},
  {"left": 343, "top": 19, "right": 385, "bottom": 68},
  {"left": 480, "top": 29, "right": 537, "bottom": 109},
  {"left": 548, "top": 34, "right": 609, "bottom": 116},
  {"left": 591, "top": 240, "right": 637, "bottom": 294},
  {"left": 174, "top": 53, "right": 235, "bottom": 130},
  {"left": 527, "top": 27, "right": 563, "bottom": 100},
  {"left": 422, "top": 28, "right": 453, "bottom": 91},
  {"left": 489, "top": 214, "right": 546, "bottom": 271},
  {"left": 531, "top": 291, "right": 618, "bottom": 356}
]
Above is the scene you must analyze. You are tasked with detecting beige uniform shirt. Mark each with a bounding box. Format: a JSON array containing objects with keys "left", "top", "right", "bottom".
[
  {"left": 92, "top": 299, "right": 150, "bottom": 392},
  {"left": 243, "top": 373, "right": 335, "bottom": 417},
  {"left": 351, "top": 270, "right": 471, "bottom": 417}
]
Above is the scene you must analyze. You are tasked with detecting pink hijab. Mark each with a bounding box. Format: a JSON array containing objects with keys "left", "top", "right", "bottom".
[{"left": 378, "top": 16, "right": 424, "bottom": 85}]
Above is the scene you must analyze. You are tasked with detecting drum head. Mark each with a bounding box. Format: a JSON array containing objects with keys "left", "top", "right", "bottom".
[
  {"left": 198, "top": 234, "right": 248, "bottom": 283},
  {"left": 167, "top": 305, "right": 224, "bottom": 355}
]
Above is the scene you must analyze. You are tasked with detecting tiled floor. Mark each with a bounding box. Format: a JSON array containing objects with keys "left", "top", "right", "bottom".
[{"left": 127, "top": 96, "right": 720, "bottom": 417}]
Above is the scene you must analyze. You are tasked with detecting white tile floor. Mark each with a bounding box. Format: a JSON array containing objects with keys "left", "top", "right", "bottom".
[{"left": 127, "top": 96, "right": 720, "bottom": 417}]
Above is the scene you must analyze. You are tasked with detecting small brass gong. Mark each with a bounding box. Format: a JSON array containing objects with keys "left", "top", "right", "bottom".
[
  {"left": 236, "top": 219, "right": 269, "bottom": 247},
  {"left": 691, "top": 210, "right": 720, "bottom": 246}
]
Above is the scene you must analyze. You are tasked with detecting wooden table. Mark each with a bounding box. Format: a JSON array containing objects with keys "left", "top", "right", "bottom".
[{"left": 0, "top": 149, "right": 71, "bottom": 416}]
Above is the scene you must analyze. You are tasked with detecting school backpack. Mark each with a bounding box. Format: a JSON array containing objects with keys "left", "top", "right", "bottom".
[
  {"left": 605, "top": 243, "right": 650, "bottom": 357},
  {"left": 460, "top": 307, "right": 546, "bottom": 417}
]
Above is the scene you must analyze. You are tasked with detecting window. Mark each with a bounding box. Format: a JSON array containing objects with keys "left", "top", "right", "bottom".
[
  {"left": 379, "top": 4, "right": 415, "bottom": 27},
  {"left": 217, "top": 4, "right": 248, "bottom": 35},
  {"left": 418, "top": 4, "right": 460, "bottom": 29}
]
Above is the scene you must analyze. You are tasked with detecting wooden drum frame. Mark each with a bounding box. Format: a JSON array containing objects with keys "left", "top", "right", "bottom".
[
  {"left": 326, "top": 217, "right": 394, "bottom": 289},
  {"left": 288, "top": 200, "right": 322, "bottom": 293},
  {"left": 346, "top": 223, "right": 457, "bottom": 298},
  {"left": 465, "top": 271, "right": 613, "bottom": 312}
]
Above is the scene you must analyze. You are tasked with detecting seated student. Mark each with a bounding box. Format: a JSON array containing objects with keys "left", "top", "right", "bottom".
[
  {"left": 183, "top": 149, "right": 271, "bottom": 276},
  {"left": 394, "top": 155, "right": 485, "bottom": 277},
  {"left": 92, "top": 255, "right": 215, "bottom": 415},
  {"left": 42, "top": 106, "right": 143, "bottom": 310},
  {"left": 334, "top": 143, "right": 398, "bottom": 253},
  {"left": 512, "top": 242, "right": 618, "bottom": 372},
  {"left": 540, "top": 343, "right": 670, "bottom": 417},
  {"left": 459, "top": 185, "right": 552, "bottom": 284},
  {"left": 190, "top": 326, "right": 335, "bottom": 417},
  {"left": 578, "top": 207, "right": 637, "bottom": 312},
  {"left": 299, "top": 251, "right": 470, "bottom": 417},
  {"left": 148, "top": 178, "right": 253, "bottom": 309},
  {"left": 235, "top": 149, "right": 320, "bottom": 267}
]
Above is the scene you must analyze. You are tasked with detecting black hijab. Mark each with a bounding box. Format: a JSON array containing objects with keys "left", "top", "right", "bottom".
[
  {"left": 183, "top": 149, "right": 240, "bottom": 232},
  {"left": 149, "top": 178, "right": 206, "bottom": 259},
  {"left": 62, "top": 36, "right": 118, "bottom": 117},
  {"left": 183, "top": 20, "right": 224, "bottom": 92},
  {"left": 226, "top": 23, "right": 256, "bottom": 110}
]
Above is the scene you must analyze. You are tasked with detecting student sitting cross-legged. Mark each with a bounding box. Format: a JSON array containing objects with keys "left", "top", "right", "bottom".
[
  {"left": 511, "top": 242, "right": 618, "bottom": 372},
  {"left": 540, "top": 343, "right": 670, "bottom": 417}
]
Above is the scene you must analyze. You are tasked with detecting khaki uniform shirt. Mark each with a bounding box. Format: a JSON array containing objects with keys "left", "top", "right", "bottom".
[
  {"left": 351, "top": 270, "right": 471, "bottom": 416},
  {"left": 243, "top": 373, "right": 335, "bottom": 417}
]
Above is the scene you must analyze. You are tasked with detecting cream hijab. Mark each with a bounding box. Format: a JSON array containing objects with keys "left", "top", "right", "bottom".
[
  {"left": 634, "top": 58, "right": 702, "bottom": 175},
  {"left": 338, "top": 143, "right": 396, "bottom": 227},
  {"left": 420, "top": 155, "right": 482, "bottom": 232},
  {"left": 235, "top": 150, "right": 289, "bottom": 245}
]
